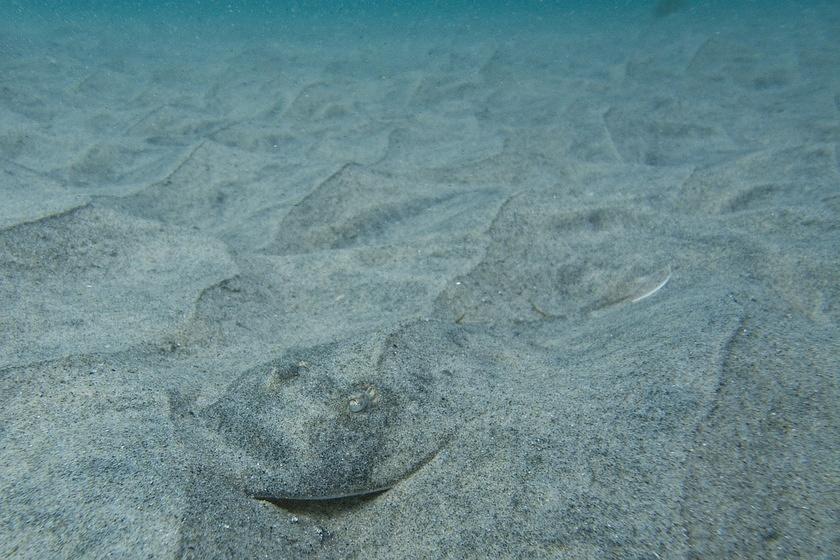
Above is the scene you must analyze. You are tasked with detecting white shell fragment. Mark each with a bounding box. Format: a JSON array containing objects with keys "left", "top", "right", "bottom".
[{"left": 629, "top": 265, "right": 672, "bottom": 303}]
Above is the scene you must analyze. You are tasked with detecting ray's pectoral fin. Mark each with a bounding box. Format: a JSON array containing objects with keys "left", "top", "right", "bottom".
[{"left": 247, "top": 435, "right": 449, "bottom": 509}]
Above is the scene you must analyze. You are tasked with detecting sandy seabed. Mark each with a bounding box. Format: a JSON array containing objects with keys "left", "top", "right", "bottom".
[{"left": 1, "top": 3, "right": 838, "bottom": 559}]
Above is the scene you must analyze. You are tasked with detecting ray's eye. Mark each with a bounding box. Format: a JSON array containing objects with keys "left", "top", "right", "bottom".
[
  {"left": 347, "top": 385, "right": 377, "bottom": 413},
  {"left": 264, "top": 360, "right": 309, "bottom": 392},
  {"left": 347, "top": 392, "right": 368, "bottom": 413}
]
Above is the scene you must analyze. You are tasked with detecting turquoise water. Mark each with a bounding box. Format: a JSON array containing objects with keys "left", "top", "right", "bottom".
[
  {"left": 0, "top": 1, "right": 779, "bottom": 32},
  {"left": 3, "top": 1, "right": 835, "bottom": 50}
]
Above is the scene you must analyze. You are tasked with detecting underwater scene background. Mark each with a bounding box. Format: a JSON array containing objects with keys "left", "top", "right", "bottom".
[{"left": 1, "top": 1, "right": 838, "bottom": 558}]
